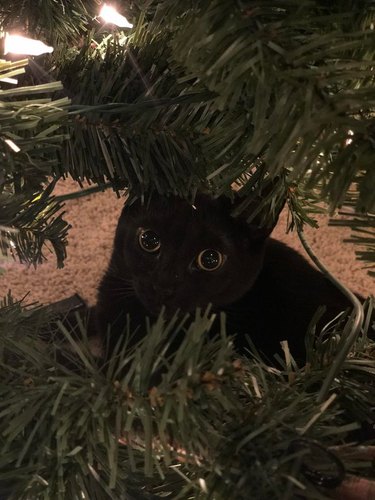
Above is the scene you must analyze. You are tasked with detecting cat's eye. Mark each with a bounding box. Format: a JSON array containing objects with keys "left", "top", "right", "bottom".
[
  {"left": 138, "top": 229, "right": 161, "bottom": 253},
  {"left": 196, "top": 249, "right": 224, "bottom": 272}
]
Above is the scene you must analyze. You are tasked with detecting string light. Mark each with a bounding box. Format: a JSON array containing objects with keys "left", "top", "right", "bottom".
[
  {"left": 99, "top": 4, "right": 133, "bottom": 28},
  {"left": 0, "top": 77, "right": 17, "bottom": 84},
  {"left": 345, "top": 129, "right": 354, "bottom": 146},
  {"left": 3, "top": 138, "right": 20, "bottom": 153},
  {"left": 4, "top": 33, "right": 53, "bottom": 56}
]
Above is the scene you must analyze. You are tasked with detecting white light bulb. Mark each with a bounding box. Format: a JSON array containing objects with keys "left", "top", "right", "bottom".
[
  {"left": 345, "top": 129, "right": 354, "bottom": 146},
  {"left": 3, "top": 138, "right": 20, "bottom": 152},
  {"left": 99, "top": 4, "right": 133, "bottom": 28},
  {"left": 0, "top": 77, "right": 18, "bottom": 84},
  {"left": 4, "top": 33, "right": 53, "bottom": 56}
]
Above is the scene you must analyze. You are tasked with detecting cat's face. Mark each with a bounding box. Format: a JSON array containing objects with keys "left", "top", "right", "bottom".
[{"left": 107, "top": 194, "right": 273, "bottom": 316}]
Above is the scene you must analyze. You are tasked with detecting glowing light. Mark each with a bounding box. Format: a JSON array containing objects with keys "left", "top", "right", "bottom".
[
  {"left": 3, "top": 138, "right": 20, "bottom": 152},
  {"left": 99, "top": 4, "right": 133, "bottom": 28},
  {"left": 4, "top": 33, "right": 53, "bottom": 56},
  {"left": 32, "top": 193, "right": 42, "bottom": 202},
  {"left": 199, "top": 478, "right": 208, "bottom": 494},
  {"left": 345, "top": 129, "right": 354, "bottom": 146},
  {"left": 0, "top": 77, "right": 18, "bottom": 84}
]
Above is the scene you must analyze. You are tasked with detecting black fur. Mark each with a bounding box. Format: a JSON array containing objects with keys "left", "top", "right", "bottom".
[{"left": 94, "top": 193, "right": 353, "bottom": 361}]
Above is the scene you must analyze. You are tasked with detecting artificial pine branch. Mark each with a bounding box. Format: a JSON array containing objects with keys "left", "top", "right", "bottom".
[
  {"left": 0, "top": 182, "right": 70, "bottom": 267},
  {"left": 0, "top": 2, "right": 375, "bottom": 497},
  {"left": 54, "top": 32, "right": 215, "bottom": 194},
  {"left": 2, "top": 1, "right": 372, "bottom": 257},
  {"left": 0, "top": 80, "right": 70, "bottom": 190},
  {"left": 331, "top": 211, "right": 375, "bottom": 277},
  {"left": 140, "top": 1, "right": 375, "bottom": 210},
  {"left": 44, "top": 1, "right": 375, "bottom": 211},
  {"left": 0, "top": 63, "right": 71, "bottom": 265},
  {"left": 2, "top": 2, "right": 375, "bottom": 216},
  {"left": 0, "top": 296, "right": 374, "bottom": 499},
  {"left": 0, "top": 1, "right": 99, "bottom": 47}
]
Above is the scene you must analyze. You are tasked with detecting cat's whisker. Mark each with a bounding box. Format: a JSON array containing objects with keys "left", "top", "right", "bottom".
[
  {"left": 110, "top": 290, "right": 136, "bottom": 299},
  {"left": 109, "top": 286, "right": 135, "bottom": 295},
  {"left": 106, "top": 272, "right": 126, "bottom": 283},
  {"left": 113, "top": 282, "right": 134, "bottom": 290},
  {"left": 105, "top": 262, "right": 130, "bottom": 280},
  {"left": 112, "top": 276, "right": 134, "bottom": 287},
  {"left": 104, "top": 277, "right": 135, "bottom": 290},
  {"left": 106, "top": 262, "right": 119, "bottom": 275}
]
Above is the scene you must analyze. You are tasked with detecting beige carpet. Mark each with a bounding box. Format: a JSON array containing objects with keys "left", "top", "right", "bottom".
[{"left": 0, "top": 178, "right": 373, "bottom": 307}]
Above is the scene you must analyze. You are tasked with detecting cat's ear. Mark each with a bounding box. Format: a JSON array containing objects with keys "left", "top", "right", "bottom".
[{"left": 223, "top": 178, "right": 286, "bottom": 240}]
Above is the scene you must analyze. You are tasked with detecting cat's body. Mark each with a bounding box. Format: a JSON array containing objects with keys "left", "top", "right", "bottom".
[{"left": 94, "top": 193, "right": 353, "bottom": 361}]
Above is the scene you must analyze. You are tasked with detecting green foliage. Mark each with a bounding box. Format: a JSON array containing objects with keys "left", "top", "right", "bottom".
[
  {"left": 1, "top": 0, "right": 375, "bottom": 267},
  {"left": 52, "top": 0, "right": 375, "bottom": 206},
  {"left": 0, "top": 0, "right": 100, "bottom": 47},
  {"left": 324, "top": 178, "right": 375, "bottom": 277},
  {"left": 57, "top": 32, "right": 214, "bottom": 195},
  {"left": 0, "top": 4, "right": 374, "bottom": 495},
  {"left": 0, "top": 297, "right": 374, "bottom": 499},
  {"left": 330, "top": 210, "right": 375, "bottom": 278},
  {"left": 0, "top": 66, "right": 70, "bottom": 192},
  {"left": 0, "top": 181, "right": 70, "bottom": 268},
  {"left": 0, "top": 59, "right": 71, "bottom": 266},
  {"left": 136, "top": 1, "right": 375, "bottom": 209}
]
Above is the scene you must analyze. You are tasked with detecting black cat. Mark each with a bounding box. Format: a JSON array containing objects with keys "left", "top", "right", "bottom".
[{"left": 94, "top": 193, "right": 355, "bottom": 362}]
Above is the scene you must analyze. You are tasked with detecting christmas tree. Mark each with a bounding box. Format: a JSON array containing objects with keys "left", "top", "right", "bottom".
[{"left": 0, "top": 1, "right": 375, "bottom": 498}]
